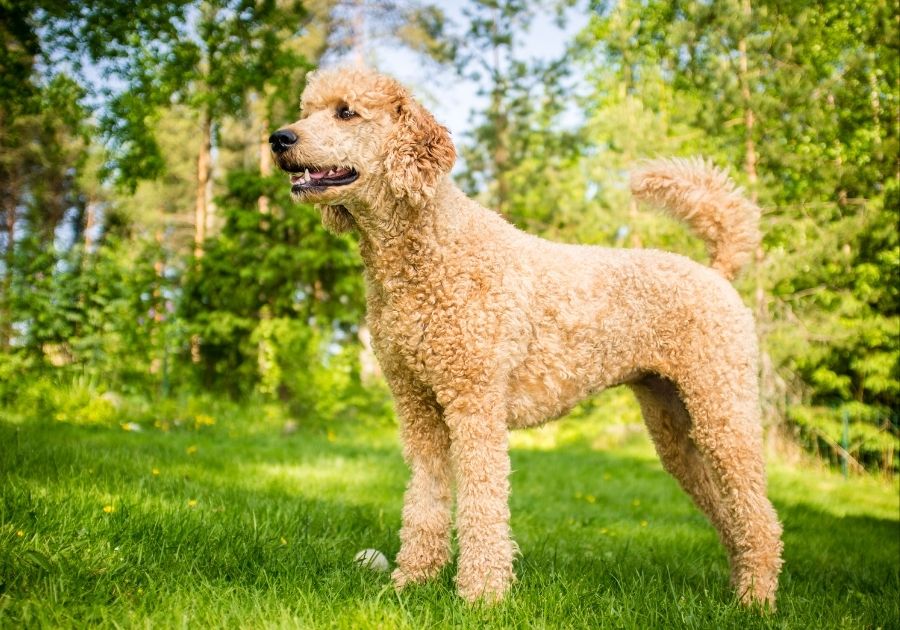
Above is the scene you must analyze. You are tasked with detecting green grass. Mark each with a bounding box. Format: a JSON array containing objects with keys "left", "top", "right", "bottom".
[{"left": 1, "top": 403, "right": 897, "bottom": 629}]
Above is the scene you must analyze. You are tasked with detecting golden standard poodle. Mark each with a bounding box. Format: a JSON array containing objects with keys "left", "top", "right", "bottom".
[{"left": 269, "top": 67, "right": 784, "bottom": 608}]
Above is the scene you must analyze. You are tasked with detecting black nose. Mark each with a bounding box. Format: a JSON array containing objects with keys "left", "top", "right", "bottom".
[{"left": 269, "top": 129, "right": 298, "bottom": 153}]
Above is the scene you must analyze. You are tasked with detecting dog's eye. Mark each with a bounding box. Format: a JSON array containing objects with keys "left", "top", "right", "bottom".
[{"left": 336, "top": 105, "right": 357, "bottom": 120}]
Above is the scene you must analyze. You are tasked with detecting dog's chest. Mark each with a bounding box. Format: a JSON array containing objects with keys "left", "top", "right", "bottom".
[
  {"left": 366, "top": 273, "right": 489, "bottom": 385},
  {"left": 366, "top": 282, "right": 433, "bottom": 374}
]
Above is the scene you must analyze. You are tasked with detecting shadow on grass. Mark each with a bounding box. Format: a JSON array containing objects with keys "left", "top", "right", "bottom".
[
  {"left": 1, "top": 420, "right": 897, "bottom": 627},
  {"left": 510, "top": 445, "right": 899, "bottom": 601}
]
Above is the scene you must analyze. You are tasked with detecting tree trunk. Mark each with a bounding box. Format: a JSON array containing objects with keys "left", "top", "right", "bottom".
[
  {"left": 194, "top": 108, "right": 211, "bottom": 258},
  {"left": 190, "top": 109, "right": 211, "bottom": 364},
  {"left": 737, "top": 5, "right": 763, "bottom": 322},
  {"left": 358, "top": 324, "right": 382, "bottom": 384},
  {"left": 351, "top": 0, "right": 365, "bottom": 67},
  {"left": 620, "top": 40, "right": 641, "bottom": 248},
  {"left": 0, "top": 195, "right": 15, "bottom": 350},
  {"left": 492, "top": 87, "right": 510, "bottom": 214},
  {"left": 83, "top": 197, "right": 96, "bottom": 252},
  {"left": 205, "top": 154, "right": 216, "bottom": 238},
  {"left": 738, "top": 0, "right": 779, "bottom": 427},
  {"left": 258, "top": 115, "right": 272, "bottom": 215},
  {"left": 738, "top": 1, "right": 758, "bottom": 203},
  {"left": 490, "top": 7, "right": 510, "bottom": 215}
]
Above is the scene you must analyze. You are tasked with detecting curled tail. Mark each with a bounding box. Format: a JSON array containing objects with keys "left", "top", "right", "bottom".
[{"left": 630, "top": 157, "right": 761, "bottom": 281}]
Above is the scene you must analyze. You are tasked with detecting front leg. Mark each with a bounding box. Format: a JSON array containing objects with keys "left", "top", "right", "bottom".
[
  {"left": 446, "top": 391, "right": 515, "bottom": 603},
  {"left": 391, "top": 383, "right": 453, "bottom": 588}
]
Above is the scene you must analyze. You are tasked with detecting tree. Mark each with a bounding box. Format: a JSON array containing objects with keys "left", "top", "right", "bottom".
[
  {"left": 570, "top": 0, "right": 898, "bottom": 468},
  {"left": 180, "top": 169, "right": 365, "bottom": 397},
  {"left": 453, "top": 0, "right": 537, "bottom": 216},
  {"left": 0, "top": 0, "right": 200, "bottom": 351}
]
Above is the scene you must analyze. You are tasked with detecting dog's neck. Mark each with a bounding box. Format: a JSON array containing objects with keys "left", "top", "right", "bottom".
[{"left": 352, "top": 177, "right": 470, "bottom": 289}]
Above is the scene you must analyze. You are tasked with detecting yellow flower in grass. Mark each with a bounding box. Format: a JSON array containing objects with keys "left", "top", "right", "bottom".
[
  {"left": 631, "top": 499, "right": 641, "bottom": 507},
  {"left": 187, "top": 499, "right": 198, "bottom": 508},
  {"left": 151, "top": 468, "right": 160, "bottom": 476},
  {"left": 103, "top": 505, "right": 115, "bottom": 513},
  {"left": 326, "top": 430, "right": 336, "bottom": 443},
  {"left": 16, "top": 530, "right": 24, "bottom": 537},
  {"left": 186, "top": 445, "right": 198, "bottom": 455},
  {"left": 194, "top": 414, "right": 216, "bottom": 429},
  {"left": 280, "top": 537, "right": 288, "bottom": 546},
  {"left": 640, "top": 520, "right": 649, "bottom": 528}
]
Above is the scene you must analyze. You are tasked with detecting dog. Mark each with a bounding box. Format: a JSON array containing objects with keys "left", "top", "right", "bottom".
[{"left": 270, "top": 67, "right": 783, "bottom": 607}]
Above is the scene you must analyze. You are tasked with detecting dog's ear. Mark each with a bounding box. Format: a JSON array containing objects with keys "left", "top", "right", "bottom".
[
  {"left": 383, "top": 94, "right": 456, "bottom": 207},
  {"left": 317, "top": 204, "right": 357, "bottom": 234}
]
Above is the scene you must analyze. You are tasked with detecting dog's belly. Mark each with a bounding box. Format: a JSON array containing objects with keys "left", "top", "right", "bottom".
[
  {"left": 505, "top": 374, "right": 596, "bottom": 429},
  {"left": 503, "top": 331, "right": 643, "bottom": 430}
]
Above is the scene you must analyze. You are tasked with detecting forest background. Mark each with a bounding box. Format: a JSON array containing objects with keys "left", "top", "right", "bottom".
[{"left": 1, "top": 0, "right": 897, "bottom": 476}]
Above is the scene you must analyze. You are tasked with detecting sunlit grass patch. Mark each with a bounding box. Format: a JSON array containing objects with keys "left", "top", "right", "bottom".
[{"left": 1, "top": 406, "right": 897, "bottom": 629}]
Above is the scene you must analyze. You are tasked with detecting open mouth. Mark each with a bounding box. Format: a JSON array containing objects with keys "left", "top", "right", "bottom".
[{"left": 289, "top": 166, "right": 359, "bottom": 192}]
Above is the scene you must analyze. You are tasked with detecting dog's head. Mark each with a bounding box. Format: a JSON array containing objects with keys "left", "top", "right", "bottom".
[{"left": 270, "top": 68, "right": 456, "bottom": 234}]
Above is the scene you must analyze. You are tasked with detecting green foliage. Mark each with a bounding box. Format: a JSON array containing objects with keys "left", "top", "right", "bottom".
[
  {"left": 47, "top": 376, "right": 120, "bottom": 427},
  {"left": 788, "top": 404, "right": 898, "bottom": 469},
  {"left": 252, "top": 316, "right": 317, "bottom": 399},
  {"left": 1, "top": 1, "right": 365, "bottom": 418},
  {"left": 180, "top": 170, "right": 364, "bottom": 398},
  {"left": 560, "top": 0, "right": 899, "bottom": 469},
  {"left": 10, "top": 236, "right": 169, "bottom": 389},
  {"left": 1, "top": 0, "right": 897, "bottom": 474},
  {"left": 99, "top": 0, "right": 311, "bottom": 189}
]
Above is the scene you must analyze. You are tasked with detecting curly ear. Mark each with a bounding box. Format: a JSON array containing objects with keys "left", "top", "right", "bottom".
[
  {"left": 317, "top": 204, "right": 357, "bottom": 234},
  {"left": 383, "top": 96, "right": 456, "bottom": 207}
]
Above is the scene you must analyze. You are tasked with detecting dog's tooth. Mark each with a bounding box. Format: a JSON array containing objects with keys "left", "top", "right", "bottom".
[{"left": 304, "top": 168, "right": 310, "bottom": 182}]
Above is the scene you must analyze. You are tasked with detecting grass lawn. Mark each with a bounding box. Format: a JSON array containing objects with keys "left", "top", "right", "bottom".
[{"left": 1, "top": 402, "right": 898, "bottom": 629}]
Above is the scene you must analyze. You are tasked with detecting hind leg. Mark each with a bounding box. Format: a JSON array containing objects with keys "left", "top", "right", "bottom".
[
  {"left": 676, "top": 372, "right": 784, "bottom": 608},
  {"left": 630, "top": 376, "right": 737, "bottom": 556}
]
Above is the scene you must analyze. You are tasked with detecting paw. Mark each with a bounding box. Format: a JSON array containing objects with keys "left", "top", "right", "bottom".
[
  {"left": 391, "top": 554, "right": 449, "bottom": 590},
  {"left": 392, "top": 534, "right": 451, "bottom": 590},
  {"left": 736, "top": 578, "right": 777, "bottom": 611},
  {"left": 455, "top": 563, "right": 515, "bottom": 604},
  {"left": 391, "top": 567, "right": 417, "bottom": 590},
  {"left": 391, "top": 563, "right": 444, "bottom": 590},
  {"left": 732, "top": 569, "right": 778, "bottom": 611},
  {"left": 731, "top": 553, "right": 781, "bottom": 611}
]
